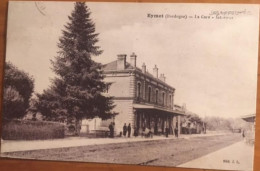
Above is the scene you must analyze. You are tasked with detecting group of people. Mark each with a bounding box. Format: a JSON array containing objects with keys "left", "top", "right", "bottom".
[
  {"left": 147, "top": 127, "right": 178, "bottom": 138},
  {"left": 108, "top": 122, "right": 132, "bottom": 138},
  {"left": 123, "top": 123, "right": 132, "bottom": 137},
  {"left": 141, "top": 127, "right": 154, "bottom": 138},
  {"left": 109, "top": 122, "right": 179, "bottom": 138},
  {"left": 140, "top": 126, "right": 179, "bottom": 138}
]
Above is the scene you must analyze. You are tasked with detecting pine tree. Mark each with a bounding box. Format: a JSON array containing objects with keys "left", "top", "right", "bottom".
[{"left": 36, "top": 2, "right": 116, "bottom": 132}]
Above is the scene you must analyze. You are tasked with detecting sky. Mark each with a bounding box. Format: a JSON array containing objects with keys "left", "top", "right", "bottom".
[{"left": 5, "top": 2, "right": 259, "bottom": 118}]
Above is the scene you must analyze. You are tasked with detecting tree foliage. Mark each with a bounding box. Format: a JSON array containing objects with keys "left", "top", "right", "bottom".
[
  {"left": 204, "top": 116, "right": 251, "bottom": 131},
  {"left": 36, "top": 2, "right": 116, "bottom": 123},
  {"left": 186, "top": 113, "right": 203, "bottom": 124},
  {"left": 3, "top": 62, "right": 34, "bottom": 120}
]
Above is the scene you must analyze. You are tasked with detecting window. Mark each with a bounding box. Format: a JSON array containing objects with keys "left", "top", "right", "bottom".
[
  {"left": 162, "top": 92, "right": 165, "bottom": 105},
  {"left": 169, "top": 95, "right": 172, "bottom": 107},
  {"left": 155, "top": 90, "right": 158, "bottom": 104},
  {"left": 137, "top": 82, "right": 141, "bottom": 98},
  {"left": 148, "top": 87, "right": 151, "bottom": 102},
  {"left": 106, "top": 84, "right": 110, "bottom": 93}
]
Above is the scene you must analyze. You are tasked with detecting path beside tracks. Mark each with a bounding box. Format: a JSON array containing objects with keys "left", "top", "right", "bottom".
[{"left": 1, "top": 132, "right": 227, "bottom": 153}]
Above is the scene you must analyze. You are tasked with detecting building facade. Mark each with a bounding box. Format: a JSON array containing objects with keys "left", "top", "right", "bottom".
[{"left": 81, "top": 53, "right": 185, "bottom": 136}]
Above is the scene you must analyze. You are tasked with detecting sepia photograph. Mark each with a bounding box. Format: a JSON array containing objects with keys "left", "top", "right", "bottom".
[{"left": 0, "top": 1, "right": 259, "bottom": 171}]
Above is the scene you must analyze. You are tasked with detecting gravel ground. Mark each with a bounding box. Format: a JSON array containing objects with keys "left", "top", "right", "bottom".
[{"left": 2, "top": 134, "right": 242, "bottom": 167}]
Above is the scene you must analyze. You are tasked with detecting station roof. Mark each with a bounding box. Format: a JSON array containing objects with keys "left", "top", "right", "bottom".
[
  {"left": 103, "top": 61, "right": 136, "bottom": 71},
  {"left": 102, "top": 60, "right": 175, "bottom": 90},
  {"left": 133, "top": 103, "right": 186, "bottom": 116},
  {"left": 241, "top": 114, "right": 256, "bottom": 123}
]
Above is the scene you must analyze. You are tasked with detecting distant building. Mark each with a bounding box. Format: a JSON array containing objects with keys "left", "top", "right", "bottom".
[
  {"left": 241, "top": 114, "right": 255, "bottom": 133},
  {"left": 241, "top": 114, "right": 256, "bottom": 123},
  {"left": 241, "top": 114, "right": 255, "bottom": 144},
  {"left": 180, "top": 112, "right": 206, "bottom": 134},
  {"left": 81, "top": 53, "right": 186, "bottom": 136}
]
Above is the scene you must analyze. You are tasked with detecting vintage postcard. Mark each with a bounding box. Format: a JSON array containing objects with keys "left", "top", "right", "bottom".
[{"left": 1, "top": 1, "right": 259, "bottom": 171}]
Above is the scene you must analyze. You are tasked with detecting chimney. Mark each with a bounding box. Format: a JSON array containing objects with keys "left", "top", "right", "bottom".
[
  {"left": 159, "top": 74, "right": 164, "bottom": 82},
  {"left": 153, "top": 65, "right": 158, "bottom": 78},
  {"left": 117, "top": 54, "right": 127, "bottom": 70},
  {"left": 142, "top": 63, "right": 146, "bottom": 73},
  {"left": 159, "top": 74, "right": 166, "bottom": 82},
  {"left": 130, "top": 52, "right": 137, "bottom": 68}
]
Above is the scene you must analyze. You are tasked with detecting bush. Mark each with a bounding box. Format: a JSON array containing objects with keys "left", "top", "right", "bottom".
[
  {"left": 2, "top": 119, "right": 65, "bottom": 140},
  {"left": 3, "top": 86, "right": 26, "bottom": 119}
]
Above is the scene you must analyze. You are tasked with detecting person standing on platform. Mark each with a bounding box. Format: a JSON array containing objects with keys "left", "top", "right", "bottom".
[
  {"left": 127, "top": 123, "right": 131, "bottom": 137},
  {"left": 112, "top": 122, "right": 115, "bottom": 138},
  {"left": 109, "top": 122, "right": 113, "bottom": 138},
  {"left": 242, "top": 129, "right": 245, "bottom": 140},
  {"left": 165, "top": 127, "right": 169, "bottom": 138},
  {"left": 134, "top": 127, "right": 138, "bottom": 137},
  {"left": 150, "top": 127, "right": 154, "bottom": 138},
  {"left": 174, "top": 127, "right": 178, "bottom": 138},
  {"left": 123, "top": 123, "right": 127, "bottom": 137}
]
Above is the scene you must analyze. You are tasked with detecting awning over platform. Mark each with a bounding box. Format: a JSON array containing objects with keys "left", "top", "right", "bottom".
[
  {"left": 241, "top": 114, "right": 256, "bottom": 123},
  {"left": 133, "top": 103, "right": 186, "bottom": 116}
]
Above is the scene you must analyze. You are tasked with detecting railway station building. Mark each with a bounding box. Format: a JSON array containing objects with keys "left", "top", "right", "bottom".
[{"left": 81, "top": 53, "right": 186, "bottom": 136}]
